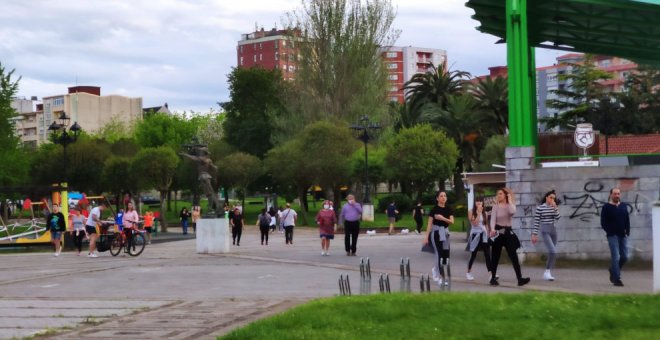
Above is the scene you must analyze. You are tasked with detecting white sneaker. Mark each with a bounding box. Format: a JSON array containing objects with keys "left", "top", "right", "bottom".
[
  {"left": 543, "top": 270, "right": 555, "bottom": 281},
  {"left": 436, "top": 278, "right": 444, "bottom": 286},
  {"left": 466, "top": 272, "right": 474, "bottom": 281},
  {"left": 432, "top": 267, "right": 440, "bottom": 282},
  {"left": 321, "top": 251, "right": 326, "bottom": 256},
  {"left": 53, "top": 253, "right": 59, "bottom": 257},
  {"left": 87, "top": 253, "right": 98, "bottom": 258},
  {"left": 444, "top": 280, "right": 450, "bottom": 286}
]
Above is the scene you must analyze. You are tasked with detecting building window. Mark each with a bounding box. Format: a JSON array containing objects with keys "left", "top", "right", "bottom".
[
  {"left": 275, "top": 41, "right": 279, "bottom": 49},
  {"left": 53, "top": 97, "right": 64, "bottom": 106},
  {"left": 282, "top": 40, "right": 286, "bottom": 47},
  {"left": 240, "top": 46, "right": 243, "bottom": 53},
  {"left": 275, "top": 53, "right": 279, "bottom": 61},
  {"left": 387, "top": 63, "right": 397, "bottom": 69},
  {"left": 390, "top": 96, "right": 398, "bottom": 102},
  {"left": 388, "top": 74, "right": 398, "bottom": 80},
  {"left": 389, "top": 86, "right": 398, "bottom": 92},
  {"left": 386, "top": 52, "right": 397, "bottom": 58},
  {"left": 240, "top": 56, "right": 244, "bottom": 65},
  {"left": 253, "top": 55, "right": 256, "bottom": 62},
  {"left": 288, "top": 65, "right": 295, "bottom": 73},
  {"left": 259, "top": 43, "right": 263, "bottom": 50},
  {"left": 259, "top": 53, "right": 262, "bottom": 61}
]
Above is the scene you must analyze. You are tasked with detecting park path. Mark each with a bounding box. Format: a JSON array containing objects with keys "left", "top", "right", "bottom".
[{"left": 0, "top": 227, "right": 651, "bottom": 339}]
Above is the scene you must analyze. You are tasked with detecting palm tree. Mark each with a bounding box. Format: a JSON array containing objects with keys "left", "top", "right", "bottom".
[
  {"left": 422, "top": 94, "right": 485, "bottom": 200},
  {"left": 403, "top": 63, "right": 471, "bottom": 116},
  {"left": 389, "top": 101, "right": 422, "bottom": 132},
  {"left": 472, "top": 76, "right": 508, "bottom": 135}
]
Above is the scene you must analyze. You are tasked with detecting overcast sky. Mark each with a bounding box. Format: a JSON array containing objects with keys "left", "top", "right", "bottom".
[{"left": 1, "top": 0, "right": 563, "bottom": 113}]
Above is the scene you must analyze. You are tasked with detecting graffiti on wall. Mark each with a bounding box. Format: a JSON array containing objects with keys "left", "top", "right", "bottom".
[{"left": 562, "top": 181, "right": 641, "bottom": 222}]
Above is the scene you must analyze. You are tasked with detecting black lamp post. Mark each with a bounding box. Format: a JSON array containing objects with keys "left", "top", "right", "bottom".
[
  {"left": 48, "top": 111, "right": 82, "bottom": 183},
  {"left": 350, "top": 115, "right": 380, "bottom": 204}
]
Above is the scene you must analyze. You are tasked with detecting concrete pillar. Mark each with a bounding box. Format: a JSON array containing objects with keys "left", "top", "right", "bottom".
[
  {"left": 653, "top": 201, "right": 660, "bottom": 293},
  {"left": 506, "top": 146, "right": 536, "bottom": 263},
  {"left": 362, "top": 204, "right": 374, "bottom": 222},
  {"left": 196, "top": 218, "right": 230, "bottom": 254}
]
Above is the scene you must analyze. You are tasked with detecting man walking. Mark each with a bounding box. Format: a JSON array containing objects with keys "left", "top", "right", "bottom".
[
  {"left": 340, "top": 194, "right": 362, "bottom": 256},
  {"left": 85, "top": 202, "right": 107, "bottom": 258},
  {"left": 600, "top": 188, "right": 630, "bottom": 287}
]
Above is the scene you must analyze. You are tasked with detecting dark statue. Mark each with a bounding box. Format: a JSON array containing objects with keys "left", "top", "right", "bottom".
[{"left": 180, "top": 138, "right": 221, "bottom": 217}]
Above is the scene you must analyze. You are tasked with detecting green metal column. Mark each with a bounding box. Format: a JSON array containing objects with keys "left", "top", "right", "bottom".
[{"left": 506, "top": 0, "right": 537, "bottom": 147}]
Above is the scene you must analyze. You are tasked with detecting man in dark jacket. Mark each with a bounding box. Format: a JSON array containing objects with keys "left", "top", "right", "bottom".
[{"left": 600, "top": 188, "right": 630, "bottom": 287}]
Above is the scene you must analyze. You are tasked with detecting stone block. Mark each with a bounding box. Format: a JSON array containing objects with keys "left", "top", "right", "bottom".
[
  {"left": 577, "top": 240, "right": 608, "bottom": 253},
  {"left": 196, "top": 218, "right": 230, "bottom": 254},
  {"left": 505, "top": 146, "right": 535, "bottom": 159},
  {"left": 506, "top": 170, "right": 522, "bottom": 182},
  {"left": 518, "top": 193, "right": 537, "bottom": 206},
  {"left": 507, "top": 181, "right": 532, "bottom": 194},
  {"left": 507, "top": 157, "right": 534, "bottom": 170}
]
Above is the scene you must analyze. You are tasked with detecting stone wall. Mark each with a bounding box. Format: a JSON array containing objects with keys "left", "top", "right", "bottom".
[{"left": 506, "top": 146, "right": 659, "bottom": 261}]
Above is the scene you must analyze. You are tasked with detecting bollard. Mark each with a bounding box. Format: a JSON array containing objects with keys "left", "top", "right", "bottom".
[
  {"left": 366, "top": 258, "right": 371, "bottom": 279},
  {"left": 420, "top": 275, "right": 426, "bottom": 292},
  {"left": 378, "top": 274, "right": 385, "bottom": 293},
  {"left": 385, "top": 274, "right": 391, "bottom": 293},
  {"left": 406, "top": 258, "right": 411, "bottom": 279},
  {"left": 360, "top": 258, "right": 365, "bottom": 279},
  {"left": 346, "top": 274, "right": 352, "bottom": 296},
  {"left": 425, "top": 274, "right": 431, "bottom": 292},
  {"left": 339, "top": 274, "right": 352, "bottom": 296},
  {"left": 339, "top": 275, "right": 345, "bottom": 295},
  {"left": 400, "top": 257, "right": 405, "bottom": 277}
]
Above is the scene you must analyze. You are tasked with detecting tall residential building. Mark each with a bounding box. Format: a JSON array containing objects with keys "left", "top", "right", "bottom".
[
  {"left": 236, "top": 28, "right": 300, "bottom": 81},
  {"left": 476, "top": 54, "right": 638, "bottom": 131},
  {"left": 13, "top": 86, "right": 142, "bottom": 148},
  {"left": 381, "top": 46, "right": 447, "bottom": 103}
]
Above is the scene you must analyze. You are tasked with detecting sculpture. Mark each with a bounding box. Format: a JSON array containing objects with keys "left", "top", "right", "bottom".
[{"left": 180, "top": 138, "right": 221, "bottom": 217}]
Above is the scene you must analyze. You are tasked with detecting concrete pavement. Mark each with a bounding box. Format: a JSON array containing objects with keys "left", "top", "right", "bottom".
[{"left": 0, "top": 226, "right": 652, "bottom": 339}]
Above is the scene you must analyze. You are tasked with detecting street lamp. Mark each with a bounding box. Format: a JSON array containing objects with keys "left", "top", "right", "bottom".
[
  {"left": 350, "top": 115, "right": 381, "bottom": 204},
  {"left": 48, "top": 111, "right": 82, "bottom": 183}
]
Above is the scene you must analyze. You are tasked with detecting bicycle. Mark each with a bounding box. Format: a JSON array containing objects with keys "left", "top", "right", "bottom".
[{"left": 109, "top": 227, "right": 146, "bottom": 257}]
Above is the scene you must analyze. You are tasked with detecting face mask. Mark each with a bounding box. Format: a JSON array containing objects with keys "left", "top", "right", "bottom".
[{"left": 323, "top": 204, "right": 330, "bottom": 209}]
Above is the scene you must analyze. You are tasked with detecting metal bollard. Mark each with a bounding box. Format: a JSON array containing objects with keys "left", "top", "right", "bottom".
[
  {"left": 420, "top": 275, "right": 426, "bottom": 292},
  {"left": 339, "top": 274, "right": 352, "bottom": 296},
  {"left": 425, "top": 274, "right": 431, "bottom": 292},
  {"left": 366, "top": 257, "right": 371, "bottom": 279},
  {"left": 360, "top": 258, "right": 365, "bottom": 279},
  {"left": 385, "top": 274, "right": 391, "bottom": 293},
  {"left": 346, "top": 274, "right": 351, "bottom": 295},
  {"left": 406, "top": 258, "right": 411, "bottom": 278},
  {"left": 339, "top": 275, "right": 345, "bottom": 295},
  {"left": 379, "top": 274, "right": 385, "bottom": 293},
  {"left": 400, "top": 257, "right": 405, "bottom": 277}
]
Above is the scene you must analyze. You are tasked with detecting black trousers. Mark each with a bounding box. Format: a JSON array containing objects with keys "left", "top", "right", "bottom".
[
  {"left": 232, "top": 226, "right": 242, "bottom": 245},
  {"left": 260, "top": 224, "right": 269, "bottom": 244},
  {"left": 284, "top": 225, "right": 294, "bottom": 244},
  {"left": 344, "top": 220, "right": 360, "bottom": 254},
  {"left": 491, "top": 230, "right": 522, "bottom": 280},
  {"left": 468, "top": 241, "right": 492, "bottom": 272},
  {"left": 73, "top": 230, "right": 85, "bottom": 252},
  {"left": 414, "top": 217, "right": 423, "bottom": 233}
]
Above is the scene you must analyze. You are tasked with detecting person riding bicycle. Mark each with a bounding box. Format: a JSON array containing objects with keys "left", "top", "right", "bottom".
[{"left": 122, "top": 202, "right": 140, "bottom": 253}]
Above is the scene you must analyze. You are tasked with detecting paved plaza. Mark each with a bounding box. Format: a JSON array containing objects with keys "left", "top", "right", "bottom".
[{"left": 0, "top": 227, "right": 652, "bottom": 339}]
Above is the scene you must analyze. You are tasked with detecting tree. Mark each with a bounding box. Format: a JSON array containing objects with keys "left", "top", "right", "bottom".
[
  {"left": 349, "top": 145, "right": 387, "bottom": 202},
  {"left": 134, "top": 112, "right": 198, "bottom": 150},
  {"left": 131, "top": 147, "right": 179, "bottom": 232},
  {"left": 543, "top": 54, "right": 613, "bottom": 130},
  {"left": 403, "top": 63, "right": 470, "bottom": 119},
  {"left": 216, "top": 152, "right": 263, "bottom": 209},
  {"left": 0, "top": 62, "right": 29, "bottom": 187},
  {"left": 384, "top": 124, "right": 458, "bottom": 200},
  {"left": 102, "top": 156, "right": 137, "bottom": 211},
  {"left": 472, "top": 76, "right": 509, "bottom": 135},
  {"left": 477, "top": 135, "right": 508, "bottom": 172},
  {"left": 221, "top": 67, "right": 286, "bottom": 158},
  {"left": 297, "top": 121, "right": 359, "bottom": 210},
  {"left": 283, "top": 0, "right": 399, "bottom": 130},
  {"left": 422, "top": 94, "right": 485, "bottom": 200}
]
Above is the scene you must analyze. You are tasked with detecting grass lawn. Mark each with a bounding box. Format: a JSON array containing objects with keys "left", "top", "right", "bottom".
[
  {"left": 159, "top": 198, "right": 468, "bottom": 231},
  {"left": 221, "top": 293, "right": 660, "bottom": 340}
]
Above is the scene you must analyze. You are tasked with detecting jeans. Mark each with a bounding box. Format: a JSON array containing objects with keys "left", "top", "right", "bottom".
[
  {"left": 344, "top": 220, "right": 360, "bottom": 254},
  {"left": 182, "top": 220, "right": 189, "bottom": 234},
  {"left": 284, "top": 225, "right": 294, "bottom": 244},
  {"left": 73, "top": 230, "right": 85, "bottom": 252},
  {"left": 607, "top": 235, "right": 628, "bottom": 281},
  {"left": 541, "top": 223, "right": 558, "bottom": 270}
]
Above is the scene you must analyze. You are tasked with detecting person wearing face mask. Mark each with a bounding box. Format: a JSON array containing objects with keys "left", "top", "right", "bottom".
[
  {"left": 316, "top": 200, "right": 337, "bottom": 256},
  {"left": 340, "top": 194, "right": 362, "bottom": 256}
]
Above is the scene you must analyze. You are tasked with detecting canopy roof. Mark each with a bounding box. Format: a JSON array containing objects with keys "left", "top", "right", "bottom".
[{"left": 466, "top": 0, "right": 660, "bottom": 64}]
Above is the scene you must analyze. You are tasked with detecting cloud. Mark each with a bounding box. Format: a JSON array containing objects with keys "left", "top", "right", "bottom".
[{"left": 2, "top": 0, "right": 565, "bottom": 113}]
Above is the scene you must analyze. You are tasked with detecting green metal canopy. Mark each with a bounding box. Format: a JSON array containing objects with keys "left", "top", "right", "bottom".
[
  {"left": 465, "top": 0, "right": 660, "bottom": 148},
  {"left": 466, "top": 0, "right": 660, "bottom": 64}
]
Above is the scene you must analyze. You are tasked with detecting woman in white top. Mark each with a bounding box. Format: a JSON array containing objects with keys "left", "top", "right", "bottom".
[
  {"left": 466, "top": 197, "right": 492, "bottom": 281},
  {"left": 70, "top": 206, "right": 87, "bottom": 256}
]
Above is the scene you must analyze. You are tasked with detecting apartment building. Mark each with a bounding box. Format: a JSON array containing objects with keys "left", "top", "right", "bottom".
[
  {"left": 236, "top": 27, "right": 300, "bottom": 81},
  {"left": 381, "top": 46, "right": 447, "bottom": 103},
  {"left": 12, "top": 86, "right": 142, "bottom": 148}
]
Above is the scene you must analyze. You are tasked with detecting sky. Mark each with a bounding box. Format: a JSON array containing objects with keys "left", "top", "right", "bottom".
[{"left": 1, "top": 0, "right": 564, "bottom": 113}]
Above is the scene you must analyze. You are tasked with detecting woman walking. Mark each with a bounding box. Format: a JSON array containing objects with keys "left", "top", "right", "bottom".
[
  {"left": 230, "top": 207, "right": 244, "bottom": 246},
  {"left": 412, "top": 201, "right": 424, "bottom": 234},
  {"left": 532, "top": 190, "right": 561, "bottom": 281},
  {"left": 71, "top": 206, "right": 86, "bottom": 256},
  {"left": 466, "top": 197, "right": 492, "bottom": 281},
  {"left": 256, "top": 208, "right": 271, "bottom": 245},
  {"left": 46, "top": 203, "right": 66, "bottom": 257},
  {"left": 489, "top": 188, "right": 530, "bottom": 286},
  {"left": 316, "top": 200, "right": 337, "bottom": 256},
  {"left": 423, "top": 191, "right": 454, "bottom": 286}
]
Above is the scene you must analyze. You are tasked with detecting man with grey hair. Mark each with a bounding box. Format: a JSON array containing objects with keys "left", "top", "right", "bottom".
[
  {"left": 600, "top": 188, "right": 630, "bottom": 287},
  {"left": 340, "top": 194, "right": 362, "bottom": 256}
]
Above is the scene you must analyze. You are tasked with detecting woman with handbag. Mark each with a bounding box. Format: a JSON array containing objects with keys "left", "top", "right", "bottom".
[{"left": 489, "top": 188, "right": 530, "bottom": 286}]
